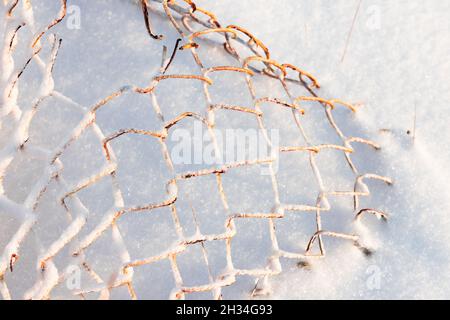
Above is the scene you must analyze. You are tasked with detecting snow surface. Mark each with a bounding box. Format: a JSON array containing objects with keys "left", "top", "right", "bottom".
[
  {"left": 1, "top": 0, "right": 450, "bottom": 299},
  {"left": 201, "top": 0, "right": 450, "bottom": 299}
]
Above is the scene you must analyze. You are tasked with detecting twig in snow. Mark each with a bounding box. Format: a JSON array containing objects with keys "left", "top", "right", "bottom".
[
  {"left": 32, "top": 0, "right": 67, "bottom": 48},
  {"left": 341, "top": 0, "right": 363, "bottom": 63}
]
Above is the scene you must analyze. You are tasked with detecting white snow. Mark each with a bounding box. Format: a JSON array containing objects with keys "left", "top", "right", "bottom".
[{"left": 1, "top": 0, "right": 450, "bottom": 299}]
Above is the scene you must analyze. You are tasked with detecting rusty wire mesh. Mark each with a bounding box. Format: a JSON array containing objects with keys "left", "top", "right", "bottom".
[{"left": 0, "top": 0, "right": 392, "bottom": 300}]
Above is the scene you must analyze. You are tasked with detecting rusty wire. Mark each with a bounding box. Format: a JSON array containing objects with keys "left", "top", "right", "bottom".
[{"left": 0, "top": 0, "right": 392, "bottom": 300}]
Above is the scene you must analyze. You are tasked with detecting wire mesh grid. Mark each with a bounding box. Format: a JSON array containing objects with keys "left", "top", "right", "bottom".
[{"left": 0, "top": 0, "right": 392, "bottom": 299}]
